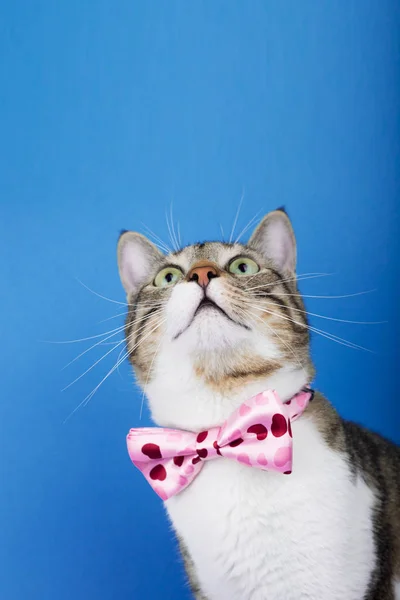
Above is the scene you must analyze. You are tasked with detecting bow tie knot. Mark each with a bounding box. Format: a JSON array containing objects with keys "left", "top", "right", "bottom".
[{"left": 127, "top": 388, "right": 313, "bottom": 500}]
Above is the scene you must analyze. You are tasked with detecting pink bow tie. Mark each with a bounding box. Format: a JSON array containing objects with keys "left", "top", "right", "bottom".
[{"left": 126, "top": 388, "right": 313, "bottom": 501}]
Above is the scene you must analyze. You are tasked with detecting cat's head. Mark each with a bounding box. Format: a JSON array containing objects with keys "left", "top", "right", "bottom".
[{"left": 117, "top": 209, "right": 314, "bottom": 428}]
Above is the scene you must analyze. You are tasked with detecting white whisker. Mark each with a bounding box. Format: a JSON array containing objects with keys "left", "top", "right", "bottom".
[
  {"left": 263, "top": 299, "right": 385, "bottom": 326},
  {"left": 63, "top": 317, "right": 166, "bottom": 423},
  {"left": 63, "top": 349, "right": 130, "bottom": 424},
  {"left": 229, "top": 189, "right": 245, "bottom": 243},
  {"left": 76, "top": 278, "right": 127, "bottom": 305},
  {"left": 84, "top": 318, "right": 166, "bottom": 406},
  {"left": 309, "top": 325, "right": 373, "bottom": 352},
  {"left": 245, "top": 302, "right": 373, "bottom": 353},
  {"left": 169, "top": 203, "right": 180, "bottom": 251},
  {"left": 141, "top": 223, "right": 171, "bottom": 254},
  {"left": 177, "top": 221, "right": 182, "bottom": 247},
  {"left": 276, "top": 290, "right": 376, "bottom": 300},
  {"left": 166, "top": 205, "right": 179, "bottom": 252},
  {"left": 99, "top": 300, "right": 164, "bottom": 325},
  {"left": 63, "top": 307, "right": 165, "bottom": 374},
  {"left": 83, "top": 351, "right": 129, "bottom": 408},
  {"left": 43, "top": 323, "right": 126, "bottom": 345},
  {"left": 62, "top": 337, "right": 126, "bottom": 391},
  {"left": 244, "top": 273, "right": 333, "bottom": 292},
  {"left": 98, "top": 311, "right": 127, "bottom": 324},
  {"left": 116, "top": 346, "right": 128, "bottom": 379},
  {"left": 234, "top": 210, "right": 262, "bottom": 244},
  {"left": 62, "top": 329, "right": 125, "bottom": 370}
]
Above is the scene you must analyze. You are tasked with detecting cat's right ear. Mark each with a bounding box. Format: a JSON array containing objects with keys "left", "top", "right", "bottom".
[{"left": 117, "top": 231, "right": 163, "bottom": 295}]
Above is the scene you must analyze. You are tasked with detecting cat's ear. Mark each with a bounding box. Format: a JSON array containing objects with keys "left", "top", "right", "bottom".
[
  {"left": 117, "top": 231, "right": 163, "bottom": 295},
  {"left": 248, "top": 208, "right": 296, "bottom": 273}
]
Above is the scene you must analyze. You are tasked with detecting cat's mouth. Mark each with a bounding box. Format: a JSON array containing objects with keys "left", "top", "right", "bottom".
[
  {"left": 194, "top": 297, "right": 226, "bottom": 316},
  {"left": 173, "top": 296, "right": 250, "bottom": 340}
]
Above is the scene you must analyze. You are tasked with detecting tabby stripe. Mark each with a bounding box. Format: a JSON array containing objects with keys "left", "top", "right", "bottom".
[
  {"left": 343, "top": 423, "right": 396, "bottom": 595},
  {"left": 126, "top": 288, "right": 144, "bottom": 356},
  {"left": 269, "top": 268, "right": 304, "bottom": 313},
  {"left": 125, "top": 303, "right": 138, "bottom": 348},
  {"left": 130, "top": 305, "right": 160, "bottom": 357},
  {"left": 256, "top": 292, "right": 307, "bottom": 334},
  {"left": 228, "top": 363, "right": 279, "bottom": 380}
]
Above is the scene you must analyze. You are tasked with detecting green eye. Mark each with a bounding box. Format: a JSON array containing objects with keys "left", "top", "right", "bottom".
[
  {"left": 154, "top": 267, "right": 183, "bottom": 288},
  {"left": 229, "top": 257, "right": 259, "bottom": 276}
]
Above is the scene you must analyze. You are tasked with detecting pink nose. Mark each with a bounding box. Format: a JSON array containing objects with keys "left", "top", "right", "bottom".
[{"left": 187, "top": 263, "right": 220, "bottom": 288}]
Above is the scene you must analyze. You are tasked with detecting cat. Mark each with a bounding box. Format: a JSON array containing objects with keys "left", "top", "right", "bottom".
[{"left": 117, "top": 209, "right": 400, "bottom": 600}]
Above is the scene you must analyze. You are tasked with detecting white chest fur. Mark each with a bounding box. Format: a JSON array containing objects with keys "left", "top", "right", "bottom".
[{"left": 165, "top": 416, "right": 376, "bottom": 600}]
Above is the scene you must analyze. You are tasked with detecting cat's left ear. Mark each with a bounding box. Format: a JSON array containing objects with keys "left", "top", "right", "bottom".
[
  {"left": 117, "top": 231, "right": 163, "bottom": 296},
  {"left": 248, "top": 209, "right": 296, "bottom": 273}
]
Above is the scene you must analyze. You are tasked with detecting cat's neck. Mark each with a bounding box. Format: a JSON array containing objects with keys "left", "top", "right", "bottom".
[{"left": 145, "top": 349, "right": 310, "bottom": 431}]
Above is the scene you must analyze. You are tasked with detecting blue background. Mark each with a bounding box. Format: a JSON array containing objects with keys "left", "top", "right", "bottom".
[{"left": 1, "top": 2, "right": 399, "bottom": 599}]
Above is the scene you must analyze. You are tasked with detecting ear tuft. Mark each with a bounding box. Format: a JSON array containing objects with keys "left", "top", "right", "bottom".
[
  {"left": 117, "top": 232, "right": 163, "bottom": 295},
  {"left": 248, "top": 210, "right": 297, "bottom": 273},
  {"left": 275, "top": 205, "right": 288, "bottom": 215}
]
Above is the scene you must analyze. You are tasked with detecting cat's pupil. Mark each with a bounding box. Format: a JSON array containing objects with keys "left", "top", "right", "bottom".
[
  {"left": 239, "top": 263, "right": 247, "bottom": 273},
  {"left": 165, "top": 272, "right": 173, "bottom": 283}
]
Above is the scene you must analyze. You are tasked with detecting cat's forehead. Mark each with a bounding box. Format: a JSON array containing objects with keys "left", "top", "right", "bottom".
[{"left": 167, "top": 241, "right": 251, "bottom": 270}]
